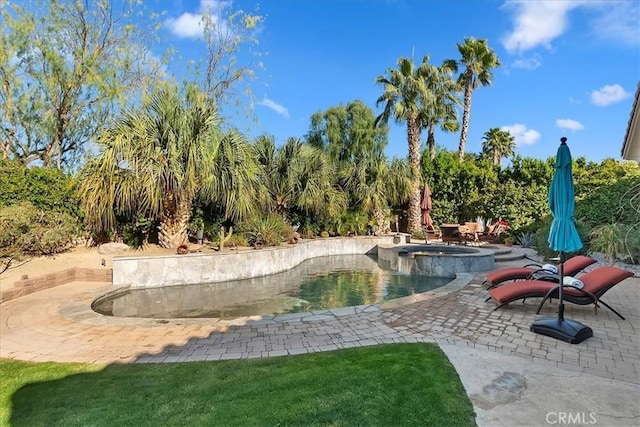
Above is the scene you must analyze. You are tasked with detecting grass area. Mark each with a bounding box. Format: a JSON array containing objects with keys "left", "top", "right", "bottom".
[{"left": 0, "top": 343, "right": 476, "bottom": 426}]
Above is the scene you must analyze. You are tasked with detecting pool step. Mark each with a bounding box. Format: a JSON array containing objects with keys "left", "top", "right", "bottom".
[
  {"left": 484, "top": 245, "right": 527, "bottom": 262},
  {"left": 494, "top": 249, "right": 525, "bottom": 262}
]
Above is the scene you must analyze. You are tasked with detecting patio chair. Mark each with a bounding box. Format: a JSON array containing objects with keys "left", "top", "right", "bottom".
[
  {"left": 460, "top": 222, "right": 480, "bottom": 242},
  {"left": 425, "top": 225, "right": 441, "bottom": 241},
  {"left": 478, "top": 222, "right": 504, "bottom": 243},
  {"left": 483, "top": 255, "right": 596, "bottom": 289},
  {"left": 440, "top": 224, "right": 463, "bottom": 244},
  {"left": 488, "top": 265, "right": 635, "bottom": 319}
]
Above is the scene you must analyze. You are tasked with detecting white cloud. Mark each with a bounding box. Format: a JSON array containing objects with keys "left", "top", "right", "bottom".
[
  {"left": 511, "top": 55, "right": 542, "bottom": 70},
  {"left": 165, "top": 0, "right": 230, "bottom": 39},
  {"left": 165, "top": 13, "right": 206, "bottom": 38},
  {"left": 556, "top": 119, "right": 584, "bottom": 131},
  {"left": 258, "top": 97, "right": 289, "bottom": 119},
  {"left": 501, "top": 1, "right": 581, "bottom": 53},
  {"left": 590, "top": 1, "right": 640, "bottom": 45},
  {"left": 500, "top": 124, "right": 540, "bottom": 146},
  {"left": 502, "top": 1, "right": 639, "bottom": 54},
  {"left": 590, "top": 84, "right": 630, "bottom": 106}
]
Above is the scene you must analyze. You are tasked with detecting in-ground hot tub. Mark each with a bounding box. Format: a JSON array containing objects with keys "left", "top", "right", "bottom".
[{"left": 377, "top": 244, "right": 494, "bottom": 277}]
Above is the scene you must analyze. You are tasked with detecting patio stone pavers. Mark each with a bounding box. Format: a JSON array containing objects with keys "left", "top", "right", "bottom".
[{"left": 1, "top": 254, "right": 638, "bottom": 386}]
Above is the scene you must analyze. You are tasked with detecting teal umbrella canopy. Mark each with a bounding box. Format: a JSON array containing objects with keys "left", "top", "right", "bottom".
[{"left": 548, "top": 138, "right": 583, "bottom": 253}]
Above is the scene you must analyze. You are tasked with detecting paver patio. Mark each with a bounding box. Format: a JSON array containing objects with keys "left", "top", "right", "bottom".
[{"left": 1, "top": 248, "right": 639, "bottom": 426}]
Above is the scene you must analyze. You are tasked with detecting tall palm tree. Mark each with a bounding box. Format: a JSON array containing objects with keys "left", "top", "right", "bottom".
[
  {"left": 421, "top": 62, "right": 462, "bottom": 160},
  {"left": 446, "top": 38, "right": 500, "bottom": 161},
  {"left": 79, "top": 85, "right": 259, "bottom": 248},
  {"left": 482, "top": 128, "right": 515, "bottom": 166},
  {"left": 375, "top": 55, "right": 435, "bottom": 234}
]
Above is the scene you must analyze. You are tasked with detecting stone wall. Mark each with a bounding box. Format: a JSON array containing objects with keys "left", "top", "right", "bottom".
[
  {"left": 113, "top": 236, "right": 397, "bottom": 288},
  {"left": 377, "top": 244, "right": 494, "bottom": 277}
]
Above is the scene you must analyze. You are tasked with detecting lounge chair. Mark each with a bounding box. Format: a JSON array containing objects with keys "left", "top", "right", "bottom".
[
  {"left": 488, "top": 265, "right": 635, "bottom": 319},
  {"left": 483, "top": 255, "right": 596, "bottom": 289}
]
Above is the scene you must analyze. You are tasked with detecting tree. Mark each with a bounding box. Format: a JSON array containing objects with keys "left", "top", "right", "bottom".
[
  {"left": 186, "top": 2, "right": 264, "bottom": 112},
  {"left": 253, "top": 135, "right": 346, "bottom": 220},
  {"left": 421, "top": 62, "right": 461, "bottom": 160},
  {"left": 306, "top": 100, "right": 388, "bottom": 163},
  {"left": 482, "top": 128, "right": 515, "bottom": 166},
  {"left": 375, "top": 55, "right": 436, "bottom": 234},
  {"left": 446, "top": 38, "right": 500, "bottom": 161},
  {"left": 79, "top": 86, "right": 259, "bottom": 248},
  {"left": 0, "top": 0, "right": 164, "bottom": 168}
]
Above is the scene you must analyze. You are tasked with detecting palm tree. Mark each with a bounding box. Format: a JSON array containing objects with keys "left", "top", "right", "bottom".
[
  {"left": 79, "top": 85, "right": 259, "bottom": 248},
  {"left": 482, "top": 128, "right": 515, "bottom": 166},
  {"left": 375, "top": 55, "right": 435, "bottom": 234},
  {"left": 446, "top": 38, "right": 500, "bottom": 161},
  {"left": 421, "top": 62, "right": 462, "bottom": 160},
  {"left": 254, "top": 135, "right": 346, "bottom": 219}
]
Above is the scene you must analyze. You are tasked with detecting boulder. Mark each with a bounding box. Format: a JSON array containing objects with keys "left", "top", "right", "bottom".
[{"left": 98, "top": 242, "right": 130, "bottom": 255}]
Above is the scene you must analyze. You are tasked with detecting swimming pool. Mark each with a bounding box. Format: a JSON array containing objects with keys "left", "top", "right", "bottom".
[{"left": 92, "top": 254, "right": 453, "bottom": 319}]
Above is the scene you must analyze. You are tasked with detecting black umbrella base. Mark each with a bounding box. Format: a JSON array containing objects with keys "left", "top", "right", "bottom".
[{"left": 530, "top": 316, "right": 593, "bottom": 344}]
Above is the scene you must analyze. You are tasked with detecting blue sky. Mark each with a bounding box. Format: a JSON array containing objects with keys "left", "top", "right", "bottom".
[{"left": 156, "top": 0, "right": 639, "bottom": 162}]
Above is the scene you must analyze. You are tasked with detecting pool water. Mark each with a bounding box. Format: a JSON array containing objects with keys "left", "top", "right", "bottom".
[{"left": 92, "top": 255, "right": 453, "bottom": 319}]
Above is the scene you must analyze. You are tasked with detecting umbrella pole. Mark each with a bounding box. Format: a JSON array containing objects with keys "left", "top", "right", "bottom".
[{"left": 558, "top": 251, "right": 565, "bottom": 320}]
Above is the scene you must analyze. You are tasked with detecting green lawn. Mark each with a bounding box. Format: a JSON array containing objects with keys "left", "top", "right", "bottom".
[{"left": 1, "top": 343, "right": 476, "bottom": 426}]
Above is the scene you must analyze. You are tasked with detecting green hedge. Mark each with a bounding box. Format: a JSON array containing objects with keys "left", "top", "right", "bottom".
[
  {"left": 575, "top": 176, "right": 640, "bottom": 227},
  {"left": 0, "top": 160, "right": 80, "bottom": 216}
]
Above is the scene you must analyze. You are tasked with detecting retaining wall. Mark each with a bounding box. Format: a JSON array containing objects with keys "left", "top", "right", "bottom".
[
  {"left": 1, "top": 268, "right": 112, "bottom": 303},
  {"left": 112, "top": 236, "right": 397, "bottom": 288}
]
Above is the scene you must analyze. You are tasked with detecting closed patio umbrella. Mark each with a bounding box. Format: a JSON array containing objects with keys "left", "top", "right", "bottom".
[
  {"left": 531, "top": 137, "right": 593, "bottom": 344},
  {"left": 420, "top": 184, "right": 434, "bottom": 230}
]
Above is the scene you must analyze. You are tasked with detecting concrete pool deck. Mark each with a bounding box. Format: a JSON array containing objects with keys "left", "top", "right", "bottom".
[{"left": 1, "top": 246, "right": 639, "bottom": 426}]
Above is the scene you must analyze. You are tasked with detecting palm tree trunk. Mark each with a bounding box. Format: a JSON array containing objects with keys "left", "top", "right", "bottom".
[
  {"left": 407, "top": 114, "right": 422, "bottom": 234},
  {"left": 373, "top": 206, "right": 388, "bottom": 235},
  {"left": 458, "top": 70, "right": 473, "bottom": 161},
  {"left": 158, "top": 193, "right": 193, "bottom": 248},
  {"left": 427, "top": 124, "right": 436, "bottom": 160}
]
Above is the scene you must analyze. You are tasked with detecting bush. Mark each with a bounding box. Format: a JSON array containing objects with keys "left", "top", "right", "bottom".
[
  {"left": 623, "top": 225, "right": 640, "bottom": 264},
  {"left": 411, "top": 228, "right": 426, "bottom": 240},
  {"left": 532, "top": 219, "right": 590, "bottom": 260},
  {"left": 576, "top": 177, "right": 640, "bottom": 227},
  {"left": 0, "top": 202, "right": 81, "bottom": 257},
  {"left": 332, "top": 210, "right": 368, "bottom": 236},
  {"left": 241, "top": 214, "right": 290, "bottom": 247},
  {"left": 588, "top": 223, "right": 640, "bottom": 263},
  {"left": 0, "top": 160, "right": 80, "bottom": 217},
  {"left": 516, "top": 231, "right": 535, "bottom": 248},
  {"left": 122, "top": 216, "right": 154, "bottom": 248}
]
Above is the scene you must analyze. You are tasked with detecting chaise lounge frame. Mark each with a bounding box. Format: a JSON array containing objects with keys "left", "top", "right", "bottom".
[{"left": 488, "top": 265, "right": 635, "bottom": 320}]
